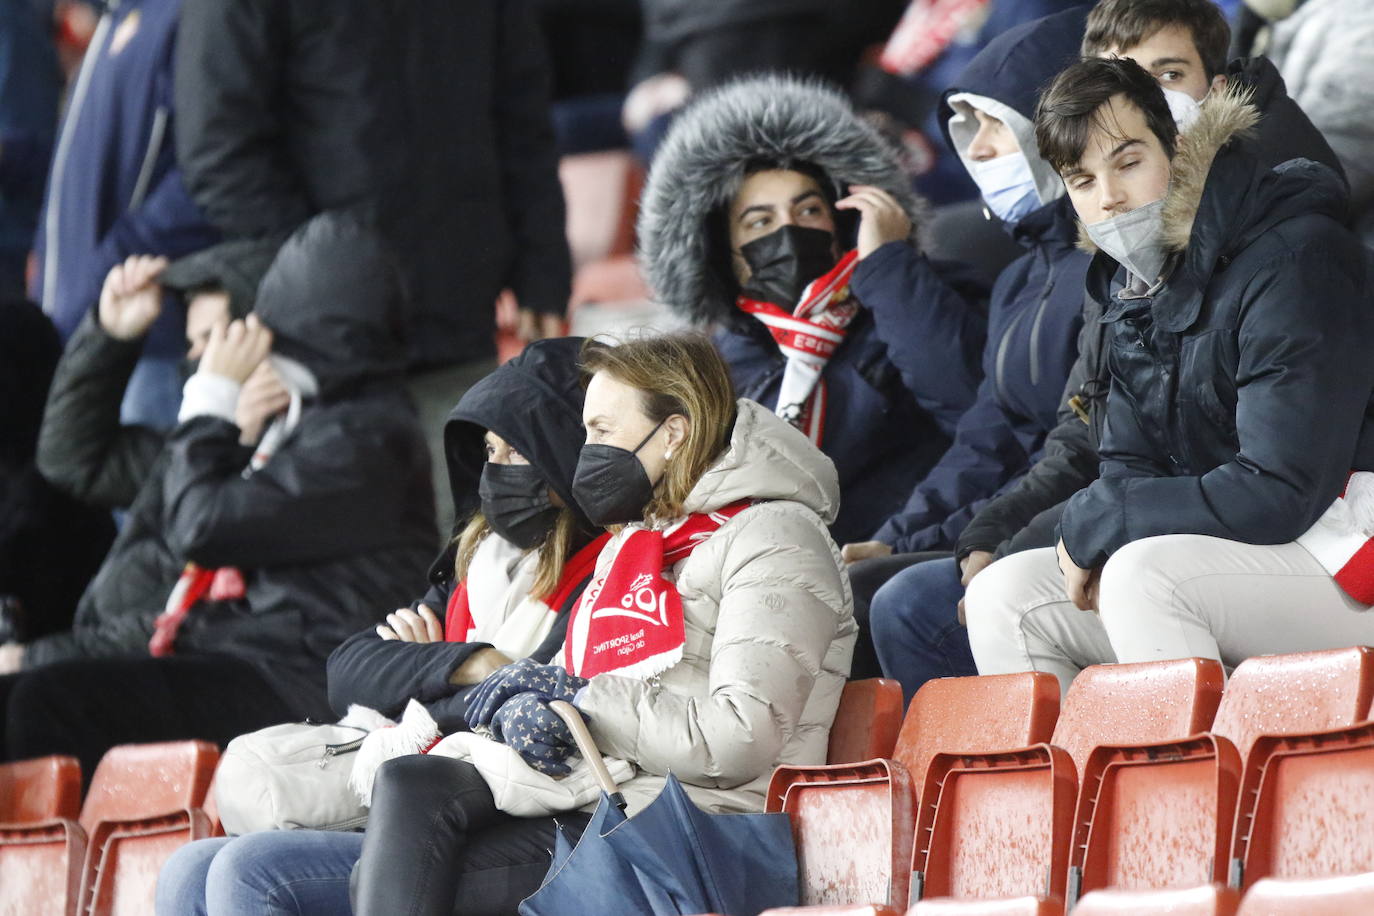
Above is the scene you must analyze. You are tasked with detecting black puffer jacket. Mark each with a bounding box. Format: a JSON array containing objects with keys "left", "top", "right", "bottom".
[
  {"left": 174, "top": 0, "right": 571, "bottom": 368},
  {"left": 326, "top": 338, "right": 597, "bottom": 732},
  {"left": 955, "top": 66, "right": 1354, "bottom": 561},
  {"left": 30, "top": 214, "right": 436, "bottom": 720},
  {"left": 1059, "top": 91, "right": 1374, "bottom": 569}
]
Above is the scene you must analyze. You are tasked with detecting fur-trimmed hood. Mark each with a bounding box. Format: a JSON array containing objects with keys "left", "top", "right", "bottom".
[{"left": 638, "top": 75, "right": 930, "bottom": 325}]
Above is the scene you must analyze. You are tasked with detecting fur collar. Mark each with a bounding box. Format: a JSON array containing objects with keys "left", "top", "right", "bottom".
[{"left": 1076, "top": 83, "right": 1261, "bottom": 255}]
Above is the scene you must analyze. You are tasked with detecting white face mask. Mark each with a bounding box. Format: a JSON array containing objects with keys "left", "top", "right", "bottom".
[
  {"left": 1085, "top": 197, "right": 1169, "bottom": 285},
  {"left": 966, "top": 151, "right": 1041, "bottom": 225},
  {"left": 1161, "top": 86, "right": 1205, "bottom": 133}
]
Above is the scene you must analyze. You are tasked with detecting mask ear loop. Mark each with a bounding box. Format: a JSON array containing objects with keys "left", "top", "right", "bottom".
[{"left": 629, "top": 416, "right": 668, "bottom": 456}]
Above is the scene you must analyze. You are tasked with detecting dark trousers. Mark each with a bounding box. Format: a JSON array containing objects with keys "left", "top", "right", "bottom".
[
  {"left": 846, "top": 551, "right": 950, "bottom": 679},
  {"left": 354, "top": 754, "right": 592, "bottom": 916},
  {"left": 1, "top": 654, "right": 295, "bottom": 782}
]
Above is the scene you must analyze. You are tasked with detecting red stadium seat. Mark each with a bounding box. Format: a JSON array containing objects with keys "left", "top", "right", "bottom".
[
  {"left": 0, "top": 741, "right": 219, "bottom": 916},
  {"left": 1236, "top": 873, "right": 1374, "bottom": 914},
  {"left": 909, "top": 897, "right": 1064, "bottom": 915},
  {"left": 1073, "top": 885, "right": 1240, "bottom": 915},
  {"left": 1231, "top": 721, "right": 1374, "bottom": 890},
  {"left": 761, "top": 907, "right": 902, "bottom": 916},
  {"left": 827, "top": 679, "right": 905, "bottom": 764},
  {"left": 915, "top": 658, "right": 1224, "bottom": 910},
  {"left": 0, "top": 756, "right": 81, "bottom": 824}
]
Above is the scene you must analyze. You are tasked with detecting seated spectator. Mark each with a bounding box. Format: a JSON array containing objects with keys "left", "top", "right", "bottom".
[
  {"left": 841, "top": 6, "right": 1093, "bottom": 701},
  {"left": 638, "top": 74, "right": 986, "bottom": 560},
  {"left": 964, "top": 56, "right": 1374, "bottom": 693},
  {"left": 869, "top": 0, "right": 1351, "bottom": 700},
  {"left": 156, "top": 338, "right": 612, "bottom": 916},
  {"left": 0, "top": 299, "right": 113, "bottom": 645},
  {"left": 0, "top": 213, "right": 436, "bottom": 776},
  {"left": 345, "top": 335, "right": 855, "bottom": 915}
]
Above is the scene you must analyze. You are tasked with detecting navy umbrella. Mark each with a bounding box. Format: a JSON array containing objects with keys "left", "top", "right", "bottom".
[{"left": 519, "top": 702, "right": 800, "bottom": 916}]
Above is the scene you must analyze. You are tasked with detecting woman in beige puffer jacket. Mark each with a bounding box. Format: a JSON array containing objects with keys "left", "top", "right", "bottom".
[{"left": 352, "top": 333, "right": 856, "bottom": 916}]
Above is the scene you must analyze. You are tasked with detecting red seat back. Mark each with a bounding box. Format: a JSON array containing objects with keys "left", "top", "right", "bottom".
[
  {"left": 79, "top": 741, "right": 219, "bottom": 834},
  {"left": 1053, "top": 658, "right": 1224, "bottom": 776},
  {"left": 894, "top": 673, "right": 1059, "bottom": 791},
  {"left": 909, "top": 894, "right": 1065, "bottom": 914},
  {"left": 0, "top": 756, "right": 82, "bottom": 824},
  {"left": 827, "top": 679, "right": 905, "bottom": 764},
  {"left": 1211, "top": 647, "right": 1374, "bottom": 761}
]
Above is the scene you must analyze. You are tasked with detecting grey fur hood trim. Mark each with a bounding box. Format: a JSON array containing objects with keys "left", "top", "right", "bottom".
[
  {"left": 1077, "top": 83, "right": 1261, "bottom": 254},
  {"left": 638, "top": 75, "right": 930, "bottom": 325}
]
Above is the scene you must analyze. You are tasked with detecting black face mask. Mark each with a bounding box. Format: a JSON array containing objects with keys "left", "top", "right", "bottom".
[
  {"left": 571, "top": 419, "right": 665, "bottom": 528},
  {"left": 479, "top": 463, "right": 559, "bottom": 550},
  {"left": 738, "top": 225, "right": 838, "bottom": 308}
]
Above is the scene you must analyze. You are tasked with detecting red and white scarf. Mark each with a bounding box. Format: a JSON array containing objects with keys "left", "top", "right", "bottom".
[
  {"left": 563, "top": 502, "right": 751, "bottom": 679},
  {"left": 148, "top": 397, "right": 302, "bottom": 657},
  {"left": 879, "top": 0, "right": 990, "bottom": 77},
  {"left": 1297, "top": 471, "right": 1374, "bottom": 605},
  {"left": 444, "top": 532, "right": 612, "bottom": 645},
  {"left": 737, "top": 251, "right": 861, "bottom": 446}
]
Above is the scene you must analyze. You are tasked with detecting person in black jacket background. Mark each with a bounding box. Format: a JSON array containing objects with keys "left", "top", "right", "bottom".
[
  {"left": 174, "top": 0, "right": 573, "bottom": 535},
  {"left": 0, "top": 213, "right": 435, "bottom": 778}
]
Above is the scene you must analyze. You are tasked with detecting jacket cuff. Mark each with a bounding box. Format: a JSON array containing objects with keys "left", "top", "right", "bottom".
[{"left": 178, "top": 372, "right": 241, "bottom": 425}]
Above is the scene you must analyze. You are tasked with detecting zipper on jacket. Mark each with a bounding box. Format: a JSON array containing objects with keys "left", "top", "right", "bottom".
[
  {"left": 318, "top": 734, "right": 367, "bottom": 768},
  {"left": 129, "top": 106, "right": 168, "bottom": 212}
]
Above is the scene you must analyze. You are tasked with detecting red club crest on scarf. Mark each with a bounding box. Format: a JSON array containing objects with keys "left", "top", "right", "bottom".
[{"left": 564, "top": 502, "right": 751, "bottom": 679}]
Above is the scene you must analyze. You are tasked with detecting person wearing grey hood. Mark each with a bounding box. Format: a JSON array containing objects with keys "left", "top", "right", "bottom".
[
  {"left": 0, "top": 213, "right": 436, "bottom": 779},
  {"left": 638, "top": 73, "right": 988, "bottom": 556}
]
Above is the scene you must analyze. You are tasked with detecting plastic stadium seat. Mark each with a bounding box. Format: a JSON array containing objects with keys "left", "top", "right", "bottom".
[
  {"left": 1072, "top": 884, "right": 1240, "bottom": 915},
  {"left": 768, "top": 761, "right": 916, "bottom": 909},
  {"left": 1231, "top": 721, "right": 1374, "bottom": 890},
  {"left": 0, "top": 756, "right": 81, "bottom": 823},
  {"left": 767, "top": 673, "right": 1059, "bottom": 909},
  {"left": 827, "top": 679, "right": 905, "bottom": 765},
  {"left": 1210, "top": 647, "right": 1374, "bottom": 762},
  {"left": 762, "top": 908, "right": 902, "bottom": 916},
  {"left": 1066, "top": 648, "right": 1374, "bottom": 905},
  {"left": 910, "top": 897, "right": 1064, "bottom": 915},
  {"left": 0, "top": 741, "right": 218, "bottom": 916},
  {"left": 78, "top": 740, "right": 219, "bottom": 916},
  {"left": 914, "top": 659, "right": 1224, "bottom": 909},
  {"left": 1236, "top": 873, "right": 1374, "bottom": 914}
]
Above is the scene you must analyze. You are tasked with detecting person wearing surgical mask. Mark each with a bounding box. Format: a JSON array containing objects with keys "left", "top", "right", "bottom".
[
  {"left": 637, "top": 75, "right": 991, "bottom": 675},
  {"left": 853, "top": 6, "right": 1098, "bottom": 702},
  {"left": 961, "top": 55, "right": 1374, "bottom": 696}
]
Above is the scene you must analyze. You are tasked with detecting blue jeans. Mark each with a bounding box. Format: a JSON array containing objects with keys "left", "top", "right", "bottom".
[
  {"left": 156, "top": 831, "right": 363, "bottom": 916},
  {"left": 869, "top": 556, "right": 978, "bottom": 703}
]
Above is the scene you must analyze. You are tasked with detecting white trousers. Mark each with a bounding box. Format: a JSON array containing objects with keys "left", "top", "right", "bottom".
[{"left": 964, "top": 535, "right": 1374, "bottom": 695}]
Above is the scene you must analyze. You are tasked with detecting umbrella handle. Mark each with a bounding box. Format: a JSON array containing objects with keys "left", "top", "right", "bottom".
[{"left": 549, "top": 700, "right": 623, "bottom": 802}]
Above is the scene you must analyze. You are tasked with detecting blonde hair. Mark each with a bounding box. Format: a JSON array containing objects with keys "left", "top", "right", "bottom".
[
  {"left": 453, "top": 507, "right": 580, "bottom": 603},
  {"left": 580, "top": 334, "right": 737, "bottom": 523}
]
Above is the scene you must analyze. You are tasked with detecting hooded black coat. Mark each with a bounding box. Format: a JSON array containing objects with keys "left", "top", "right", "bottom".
[
  {"left": 30, "top": 213, "right": 436, "bottom": 719},
  {"left": 1059, "top": 92, "right": 1374, "bottom": 569},
  {"left": 326, "top": 338, "right": 596, "bottom": 732},
  {"left": 956, "top": 59, "right": 1354, "bottom": 562}
]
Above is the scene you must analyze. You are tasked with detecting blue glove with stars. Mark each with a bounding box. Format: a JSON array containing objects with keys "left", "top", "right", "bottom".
[
  {"left": 491, "top": 691, "right": 578, "bottom": 776},
  {"left": 465, "top": 658, "right": 588, "bottom": 730}
]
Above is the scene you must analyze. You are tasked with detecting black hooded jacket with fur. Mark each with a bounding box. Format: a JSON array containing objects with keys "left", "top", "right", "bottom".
[
  {"left": 639, "top": 75, "right": 988, "bottom": 544},
  {"left": 1058, "top": 89, "right": 1374, "bottom": 568}
]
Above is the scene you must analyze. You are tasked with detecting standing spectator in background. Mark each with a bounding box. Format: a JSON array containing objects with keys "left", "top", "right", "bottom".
[
  {"left": 0, "top": 0, "right": 60, "bottom": 300},
  {"left": 33, "top": 0, "right": 218, "bottom": 430},
  {"left": 175, "top": 0, "right": 573, "bottom": 536},
  {"left": 0, "top": 299, "right": 114, "bottom": 647},
  {"left": 623, "top": 0, "right": 906, "bottom": 164},
  {"left": 1231, "top": 0, "right": 1374, "bottom": 243}
]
